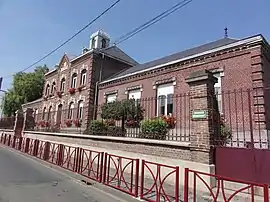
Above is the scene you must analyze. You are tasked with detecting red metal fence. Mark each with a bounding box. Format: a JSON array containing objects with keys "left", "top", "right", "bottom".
[
  {"left": 103, "top": 153, "right": 139, "bottom": 197},
  {"left": 184, "top": 168, "right": 269, "bottom": 202},
  {"left": 0, "top": 133, "right": 269, "bottom": 201}
]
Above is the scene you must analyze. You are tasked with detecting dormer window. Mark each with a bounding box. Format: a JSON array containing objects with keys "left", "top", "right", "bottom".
[{"left": 101, "top": 38, "right": 106, "bottom": 48}]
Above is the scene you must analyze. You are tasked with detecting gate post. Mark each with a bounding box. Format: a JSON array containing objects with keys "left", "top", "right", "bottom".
[
  {"left": 186, "top": 70, "right": 218, "bottom": 164},
  {"left": 14, "top": 109, "right": 24, "bottom": 137},
  {"left": 43, "top": 141, "right": 51, "bottom": 160}
]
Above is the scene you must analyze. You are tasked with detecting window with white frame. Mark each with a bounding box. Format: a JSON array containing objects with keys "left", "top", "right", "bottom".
[
  {"left": 45, "top": 84, "right": 50, "bottom": 96},
  {"left": 128, "top": 89, "right": 141, "bottom": 100},
  {"left": 80, "top": 69, "right": 87, "bottom": 86},
  {"left": 60, "top": 78, "right": 65, "bottom": 92},
  {"left": 106, "top": 93, "right": 117, "bottom": 103},
  {"left": 71, "top": 73, "right": 77, "bottom": 88},
  {"left": 68, "top": 102, "right": 74, "bottom": 119},
  {"left": 157, "top": 83, "right": 174, "bottom": 116},
  {"left": 214, "top": 73, "right": 222, "bottom": 113},
  {"left": 78, "top": 100, "right": 84, "bottom": 119}
]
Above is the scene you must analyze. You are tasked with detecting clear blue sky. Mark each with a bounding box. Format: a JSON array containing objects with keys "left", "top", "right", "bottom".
[{"left": 0, "top": 0, "right": 269, "bottom": 91}]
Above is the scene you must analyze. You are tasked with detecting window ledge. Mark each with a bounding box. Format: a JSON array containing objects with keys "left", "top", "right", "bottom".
[{"left": 23, "top": 130, "right": 191, "bottom": 148}]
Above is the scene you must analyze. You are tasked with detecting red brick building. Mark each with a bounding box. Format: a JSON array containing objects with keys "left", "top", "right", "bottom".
[
  {"left": 23, "top": 30, "right": 138, "bottom": 132},
  {"left": 98, "top": 34, "right": 270, "bottom": 146}
]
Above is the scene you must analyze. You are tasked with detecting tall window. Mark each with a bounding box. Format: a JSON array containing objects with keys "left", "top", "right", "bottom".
[
  {"left": 60, "top": 78, "right": 65, "bottom": 92},
  {"left": 71, "top": 73, "right": 77, "bottom": 88},
  {"left": 101, "top": 38, "right": 106, "bottom": 48},
  {"left": 68, "top": 102, "right": 74, "bottom": 119},
  {"left": 45, "top": 84, "right": 50, "bottom": 96},
  {"left": 47, "top": 106, "right": 52, "bottom": 121},
  {"left": 157, "top": 83, "right": 174, "bottom": 116},
  {"left": 80, "top": 69, "right": 87, "bottom": 86},
  {"left": 214, "top": 73, "right": 222, "bottom": 113},
  {"left": 42, "top": 107, "right": 47, "bottom": 120},
  {"left": 106, "top": 93, "right": 117, "bottom": 103},
  {"left": 51, "top": 82, "right": 56, "bottom": 95},
  {"left": 78, "top": 101, "right": 84, "bottom": 120}
]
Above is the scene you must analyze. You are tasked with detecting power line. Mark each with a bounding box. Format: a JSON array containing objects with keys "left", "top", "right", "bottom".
[
  {"left": 113, "top": 0, "right": 193, "bottom": 46},
  {"left": 3, "top": 0, "right": 121, "bottom": 79}
]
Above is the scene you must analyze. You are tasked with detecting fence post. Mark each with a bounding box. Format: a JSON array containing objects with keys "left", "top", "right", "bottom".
[
  {"left": 184, "top": 168, "right": 189, "bottom": 202},
  {"left": 33, "top": 139, "right": 39, "bottom": 156},
  {"left": 264, "top": 184, "right": 269, "bottom": 202},
  {"left": 140, "top": 160, "right": 145, "bottom": 199},
  {"left": 7, "top": 135, "right": 11, "bottom": 146},
  {"left": 0, "top": 133, "right": 3, "bottom": 143},
  {"left": 4, "top": 134, "right": 7, "bottom": 144},
  {"left": 43, "top": 141, "right": 51, "bottom": 160},
  {"left": 186, "top": 70, "right": 218, "bottom": 164},
  {"left": 12, "top": 136, "right": 16, "bottom": 148},
  {"left": 57, "top": 144, "right": 64, "bottom": 166},
  {"left": 18, "top": 137, "right": 23, "bottom": 150},
  {"left": 103, "top": 153, "right": 108, "bottom": 183},
  {"left": 134, "top": 159, "right": 139, "bottom": 198},
  {"left": 99, "top": 152, "right": 104, "bottom": 183},
  {"left": 24, "top": 138, "right": 30, "bottom": 153}
]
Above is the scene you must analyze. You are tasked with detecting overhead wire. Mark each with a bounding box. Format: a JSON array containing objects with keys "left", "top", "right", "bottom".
[{"left": 3, "top": 0, "right": 122, "bottom": 79}]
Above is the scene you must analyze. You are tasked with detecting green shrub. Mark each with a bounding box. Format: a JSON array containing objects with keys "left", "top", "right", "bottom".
[
  {"left": 107, "top": 126, "right": 126, "bottom": 137},
  {"left": 88, "top": 120, "right": 107, "bottom": 136},
  {"left": 139, "top": 118, "right": 168, "bottom": 140}
]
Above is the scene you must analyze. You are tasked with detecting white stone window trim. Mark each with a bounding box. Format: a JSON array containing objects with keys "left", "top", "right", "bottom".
[
  {"left": 124, "top": 84, "right": 143, "bottom": 95},
  {"left": 153, "top": 77, "right": 176, "bottom": 89}
]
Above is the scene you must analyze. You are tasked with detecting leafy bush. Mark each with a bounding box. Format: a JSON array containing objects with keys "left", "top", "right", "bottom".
[
  {"left": 88, "top": 120, "right": 107, "bottom": 136},
  {"left": 88, "top": 120, "right": 126, "bottom": 137},
  {"left": 139, "top": 118, "right": 168, "bottom": 140},
  {"left": 101, "top": 99, "right": 144, "bottom": 124}
]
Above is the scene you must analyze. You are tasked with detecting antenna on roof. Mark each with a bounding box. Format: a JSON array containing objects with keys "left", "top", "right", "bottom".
[{"left": 224, "top": 27, "right": 228, "bottom": 38}]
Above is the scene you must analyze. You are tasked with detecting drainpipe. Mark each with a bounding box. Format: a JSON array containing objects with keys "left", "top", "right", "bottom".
[{"left": 92, "top": 53, "right": 104, "bottom": 119}]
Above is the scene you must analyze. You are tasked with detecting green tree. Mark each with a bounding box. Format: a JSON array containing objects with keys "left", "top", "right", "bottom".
[{"left": 2, "top": 65, "right": 49, "bottom": 116}]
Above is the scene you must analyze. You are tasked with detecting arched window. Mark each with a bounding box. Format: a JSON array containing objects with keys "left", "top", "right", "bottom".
[
  {"left": 71, "top": 73, "right": 77, "bottom": 88},
  {"left": 51, "top": 82, "right": 56, "bottom": 95},
  {"left": 45, "top": 84, "right": 50, "bottom": 96},
  {"left": 42, "top": 107, "right": 47, "bottom": 120},
  {"left": 77, "top": 100, "right": 84, "bottom": 120},
  {"left": 47, "top": 106, "right": 52, "bottom": 121},
  {"left": 68, "top": 102, "right": 74, "bottom": 119},
  {"left": 101, "top": 38, "right": 106, "bottom": 48},
  {"left": 60, "top": 78, "right": 65, "bottom": 92},
  {"left": 80, "top": 69, "right": 87, "bottom": 86}
]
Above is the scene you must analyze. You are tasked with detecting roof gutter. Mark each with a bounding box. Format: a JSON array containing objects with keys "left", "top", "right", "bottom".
[{"left": 100, "top": 35, "right": 263, "bottom": 85}]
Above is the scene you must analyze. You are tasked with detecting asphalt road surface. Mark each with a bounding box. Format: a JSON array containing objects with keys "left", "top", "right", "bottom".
[{"left": 0, "top": 145, "right": 135, "bottom": 202}]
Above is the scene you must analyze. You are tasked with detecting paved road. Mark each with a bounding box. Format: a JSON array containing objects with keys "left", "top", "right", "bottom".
[{"left": 0, "top": 145, "right": 134, "bottom": 202}]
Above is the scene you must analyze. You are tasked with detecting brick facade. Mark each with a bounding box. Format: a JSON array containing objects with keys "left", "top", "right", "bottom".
[{"left": 98, "top": 37, "right": 270, "bottom": 135}]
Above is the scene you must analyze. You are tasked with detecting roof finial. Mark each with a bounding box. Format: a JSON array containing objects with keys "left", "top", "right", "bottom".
[{"left": 224, "top": 27, "right": 228, "bottom": 38}]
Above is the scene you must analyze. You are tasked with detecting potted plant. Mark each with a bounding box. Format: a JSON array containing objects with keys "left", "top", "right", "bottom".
[
  {"left": 56, "top": 91, "right": 62, "bottom": 98},
  {"left": 73, "top": 119, "right": 82, "bottom": 127},
  {"left": 64, "top": 119, "right": 73, "bottom": 127},
  {"left": 161, "top": 113, "right": 176, "bottom": 129},
  {"left": 68, "top": 88, "right": 76, "bottom": 95}
]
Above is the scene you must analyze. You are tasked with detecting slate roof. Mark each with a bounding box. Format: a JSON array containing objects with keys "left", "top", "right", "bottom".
[
  {"left": 100, "top": 46, "right": 138, "bottom": 66},
  {"left": 103, "top": 37, "right": 238, "bottom": 82}
]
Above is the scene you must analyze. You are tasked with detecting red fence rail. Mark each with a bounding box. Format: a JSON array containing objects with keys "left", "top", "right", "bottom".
[
  {"left": 103, "top": 153, "right": 139, "bottom": 197},
  {"left": 184, "top": 168, "right": 269, "bottom": 202},
  {"left": 140, "top": 160, "right": 179, "bottom": 202},
  {"left": 0, "top": 133, "right": 269, "bottom": 201}
]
